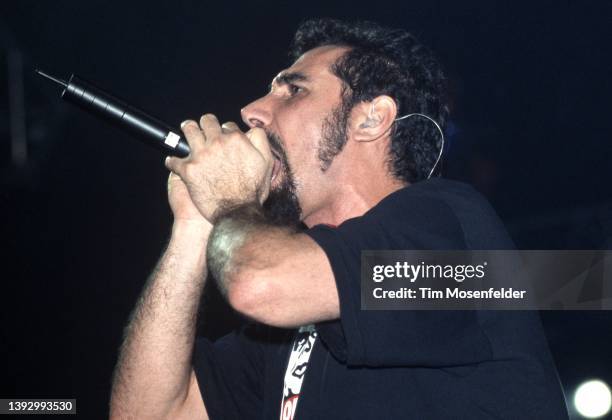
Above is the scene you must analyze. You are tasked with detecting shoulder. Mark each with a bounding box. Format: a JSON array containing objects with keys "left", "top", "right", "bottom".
[
  {"left": 360, "top": 178, "right": 485, "bottom": 244},
  {"left": 310, "top": 178, "right": 513, "bottom": 250},
  {"left": 380, "top": 178, "right": 514, "bottom": 249},
  {"left": 371, "top": 178, "right": 488, "bottom": 216}
]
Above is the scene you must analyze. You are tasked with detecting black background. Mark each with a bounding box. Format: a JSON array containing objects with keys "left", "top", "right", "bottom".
[{"left": 1, "top": 1, "right": 611, "bottom": 418}]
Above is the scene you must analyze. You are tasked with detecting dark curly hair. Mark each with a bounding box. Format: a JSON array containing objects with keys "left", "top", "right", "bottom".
[{"left": 289, "top": 18, "right": 449, "bottom": 183}]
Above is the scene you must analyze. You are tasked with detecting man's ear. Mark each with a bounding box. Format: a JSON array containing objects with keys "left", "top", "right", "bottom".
[{"left": 350, "top": 96, "right": 398, "bottom": 142}]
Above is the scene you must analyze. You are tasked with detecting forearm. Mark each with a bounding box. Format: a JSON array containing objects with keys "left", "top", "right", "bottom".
[
  {"left": 207, "top": 203, "right": 338, "bottom": 327},
  {"left": 110, "top": 221, "right": 211, "bottom": 419}
]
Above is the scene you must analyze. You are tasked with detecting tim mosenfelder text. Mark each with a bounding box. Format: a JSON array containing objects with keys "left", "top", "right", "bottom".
[{"left": 370, "top": 261, "right": 527, "bottom": 300}]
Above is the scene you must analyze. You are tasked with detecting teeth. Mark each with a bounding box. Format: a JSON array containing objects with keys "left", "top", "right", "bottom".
[{"left": 271, "top": 158, "right": 280, "bottom": 182}]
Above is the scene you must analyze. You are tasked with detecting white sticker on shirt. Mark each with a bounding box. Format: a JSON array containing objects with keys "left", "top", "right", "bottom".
[{"left": 280, "top": 324, "right": 317, "bottom": 420}]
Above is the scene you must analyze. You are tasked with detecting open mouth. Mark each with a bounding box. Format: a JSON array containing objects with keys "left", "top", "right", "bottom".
[{"left": 270, "top": 150, "right": 282, "bottom": 183}]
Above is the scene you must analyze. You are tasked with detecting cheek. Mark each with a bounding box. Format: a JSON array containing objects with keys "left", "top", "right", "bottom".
[
  {"left": 274, "top": 95, "right": 338, "bottom": 182},
  {"left": 277, "top": 116, "right": 319, "bottom": 168},
  {"left": 280, "top": 104, "right": 327, "bottom": 151}
]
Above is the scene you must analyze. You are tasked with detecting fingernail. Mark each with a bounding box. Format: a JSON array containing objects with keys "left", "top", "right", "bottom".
[{"left": 180, "top": 120, "right": 189, "bottom": 129}]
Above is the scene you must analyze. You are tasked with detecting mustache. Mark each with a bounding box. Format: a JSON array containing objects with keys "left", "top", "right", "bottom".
[{"left": 263, "top": 129, "right": 287, "bottom": 160}]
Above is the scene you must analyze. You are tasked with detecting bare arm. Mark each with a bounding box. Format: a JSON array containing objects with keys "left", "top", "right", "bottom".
[
  {"left": 110, "top": 113, "right": 280, "bottom": 418},
  {"left": 208, "top": 203, "right": 339, "bottom": 328},
  {"left": 110, "top": 128, "right": 214, "bottom": 420},
  {"left": 158, "top": 115, "right": 339, "bottom": 329},
  {"left": 109, "top": 220, "right": 210, "bottom": 420}
]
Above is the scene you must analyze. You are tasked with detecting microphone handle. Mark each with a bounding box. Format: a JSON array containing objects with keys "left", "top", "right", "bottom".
[{"left": 61, "top": 75, "right": 190, "bottom": 157}]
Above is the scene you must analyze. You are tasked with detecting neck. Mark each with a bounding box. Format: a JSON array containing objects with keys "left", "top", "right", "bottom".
[{"left": 303, "top": 177, "right": 407, "bottom": 228}]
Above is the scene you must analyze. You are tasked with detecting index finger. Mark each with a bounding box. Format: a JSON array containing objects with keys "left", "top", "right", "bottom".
[
  {"left": 199, "top": 114, "right": 222, "bottom": 142},
  {"left": 180, "top": 119, "right": 205, "bottom": 155}
]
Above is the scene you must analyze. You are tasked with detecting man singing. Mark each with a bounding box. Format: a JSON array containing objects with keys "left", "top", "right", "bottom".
[{"left": 110, "top": 18, "right": 568, "bottom": 419}]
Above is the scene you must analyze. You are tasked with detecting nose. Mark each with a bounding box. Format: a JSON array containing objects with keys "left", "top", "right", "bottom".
[{"left": 241, "top": 94, "right": 273, "bottom": 129}]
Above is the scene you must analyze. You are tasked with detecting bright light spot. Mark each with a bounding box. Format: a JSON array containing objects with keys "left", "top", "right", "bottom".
[{"left": 574, "top": 379, "right": 612, "bottom": 418}]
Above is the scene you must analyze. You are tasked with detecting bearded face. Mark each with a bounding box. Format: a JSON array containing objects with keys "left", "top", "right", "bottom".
[
  {"left": 262, "top": 131, "right": 302, "bottom": 226},
  {"left": 262, "top": 98, "right": 350, "bottom": 227}
]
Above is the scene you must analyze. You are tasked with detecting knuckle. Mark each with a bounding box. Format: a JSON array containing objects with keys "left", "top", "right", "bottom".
[
  {"left": 210, "top": 140, "right": 224, "bottom": 154},
  {"left": 183, "top": 162, "right": 197, "bottom": 178},
  {"left": 165, "top": 157, "right": 178, "bottom": 170},
  {"left": 181, "top": 119, "right": 198, "bottom": 129},
  {"left": 201, "top": 113, "right": 218, "bottom": 122},
  {"left": 189, "top": 148, "right": 206, "bottom": 163},
  {"left": 181, "top": 120, "right": 200, "bottom": 135},
  {"left": 227, "top": 131, "right": 244, "bottom": 142}
]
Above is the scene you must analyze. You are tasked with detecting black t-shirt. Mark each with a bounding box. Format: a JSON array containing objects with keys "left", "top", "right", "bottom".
[{"left": 193, "top": 179, "right": 568, "bottom": 419}]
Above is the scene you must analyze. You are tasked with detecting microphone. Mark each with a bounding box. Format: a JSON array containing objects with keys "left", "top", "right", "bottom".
[{"left": 35, "top": 69, "right": 191, "bottom": 158}]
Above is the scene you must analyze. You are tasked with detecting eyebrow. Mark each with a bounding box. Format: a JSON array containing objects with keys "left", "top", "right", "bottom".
[{"left": 270, "top": 71, "right": 309, "bottom": 90}]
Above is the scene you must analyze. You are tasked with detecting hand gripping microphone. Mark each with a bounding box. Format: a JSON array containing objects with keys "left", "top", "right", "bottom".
[{"left": 35, "top": 69, "right": 190, "bottom": 157}]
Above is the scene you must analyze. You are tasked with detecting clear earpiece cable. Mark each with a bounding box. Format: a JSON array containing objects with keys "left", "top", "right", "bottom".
[{"left": 394, "top": 113, "right": 445, "bottom": 179}]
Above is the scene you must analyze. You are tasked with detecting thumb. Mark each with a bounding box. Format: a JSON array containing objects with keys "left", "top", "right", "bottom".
[{"left": 245, "top": 127, "right": 273, "bottom": 163}]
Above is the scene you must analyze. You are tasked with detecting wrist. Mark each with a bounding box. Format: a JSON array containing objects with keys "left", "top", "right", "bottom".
[
  {"left": 166, "top": 221, "right": 211, "bottom": 275},
  {"left": 171, "top": 219, "right": 213, "bottom": 242}
]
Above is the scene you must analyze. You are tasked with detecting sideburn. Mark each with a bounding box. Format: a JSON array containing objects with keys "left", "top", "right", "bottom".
[{"left": 317, "top": 94, "right": 352, "bottom": 171}]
